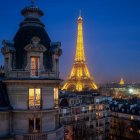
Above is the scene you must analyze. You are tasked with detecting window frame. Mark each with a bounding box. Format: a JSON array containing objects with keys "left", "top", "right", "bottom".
[
  {"left": 28, "top": 88, "right": 42, "bottom": 110},
  {"left": 30, "top": 56, "right": 40, "bottom": 78}
]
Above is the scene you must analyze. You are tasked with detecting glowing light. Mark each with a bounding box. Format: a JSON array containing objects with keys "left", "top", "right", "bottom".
[
  {"left": 89, "top": 105, "right": 92, "bottom": 111},
  {"left": 129, "top": 88, "right": 133, "bottom": 94},
  {"left": 119, "top": 78, "right": 125, "bottom": 85},
  {"left": 62, "top": 15, "right": 97, "bottom": 91},
  {"left": 130, "top": 115, "right": 134, "bottom": 120},
  {"left": 54, "top": 88, "right": 59, "bottom": 100}
]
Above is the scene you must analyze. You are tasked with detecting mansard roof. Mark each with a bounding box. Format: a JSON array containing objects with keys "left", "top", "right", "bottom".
[
  {"left": 12, "top": 5, "right": 52, "bottom": 70},
  {"left": 110, "top": 100, "right": 140, "bottom": 116},
  {"left": 13, "top": 25, "right": 51, "bottom": 68}
]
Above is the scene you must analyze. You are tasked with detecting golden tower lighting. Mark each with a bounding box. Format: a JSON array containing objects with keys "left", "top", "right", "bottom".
[
  {"left": 119, "top": 78, "right": 125, "bottom": 85},
  {"left": 62, "top": 14, "right": 97, "bottom": 91}
]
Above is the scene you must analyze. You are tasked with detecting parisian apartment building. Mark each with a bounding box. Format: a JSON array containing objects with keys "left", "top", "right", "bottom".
[{"left": 0, "top": 2, "right": 63, "bottom": 140}]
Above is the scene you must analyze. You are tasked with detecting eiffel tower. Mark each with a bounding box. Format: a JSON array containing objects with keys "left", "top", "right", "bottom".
[{"left": 62, "top": 14, "right": 97, "bottom": 91}]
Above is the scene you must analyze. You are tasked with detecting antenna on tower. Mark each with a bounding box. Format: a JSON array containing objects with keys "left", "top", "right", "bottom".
[
  {"left": 79, "top": 9, "right": 82, "bottom": 17},
  {"left": 78, "top": 10, "right": 82, "bottom": 20},
  {"left": 31, "top": 0, "right": 35, "bottom": 6}
]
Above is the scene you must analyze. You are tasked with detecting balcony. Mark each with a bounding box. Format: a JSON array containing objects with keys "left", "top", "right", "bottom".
[
  {"left": 28, "top": 98, "right": 42, "bottom": 110},
  {"left": 22, "top": 126, "right": 64, "bottom": 140},
  {"left": 7, "top": 69, "right": 58, "bottom": 79},
  {"left": 29, "top": 105, "right": 41, "bottom": 110},
  {"left": 23, "top": 133, "right": 47, "bottom": 140},
  {"left": 56, "top": 126, "right": 64, "bottom": 139}
]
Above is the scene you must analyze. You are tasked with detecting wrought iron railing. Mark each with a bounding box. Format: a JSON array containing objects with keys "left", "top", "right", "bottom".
[{"left": 23, "top": 133, "right": 47, "bottom": 140}]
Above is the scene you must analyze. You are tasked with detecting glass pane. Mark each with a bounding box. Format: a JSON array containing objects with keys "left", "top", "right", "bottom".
[
  {"left": 31, "top": 57, "right": 39, "bottom": 77},
  {"left": 35, "top": 88, "right": 41, "bottom": 106},
  {"left": 31, "top": 58, "right": 35, "bottom": 76},
  {"left": 29, "top": 88, "right": 35, "bottom": 107},
  {"left": 29, "top": 118, "right": 34, "bottom": 133},
  {"left": 54, "top": 88, "right": 58, "bottom": 100},
  {"left": 29, "top": 88, "right": 41, "bottom": 109},
  {"left": 35, "top": 58, "right": 39, "bottom": 76}
]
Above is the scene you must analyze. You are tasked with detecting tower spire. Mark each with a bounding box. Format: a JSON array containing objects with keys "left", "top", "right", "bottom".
[
  {"left": 62, "top": 14, "right": 97, "bottom": 92},
  {"left": 75, "top": 11, "right": 85, "bottom": 62}
]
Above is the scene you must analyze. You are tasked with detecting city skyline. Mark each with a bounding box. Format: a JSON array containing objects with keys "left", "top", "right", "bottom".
[{"left": 0, "top": 0, "right": 140, "bottom": 83}]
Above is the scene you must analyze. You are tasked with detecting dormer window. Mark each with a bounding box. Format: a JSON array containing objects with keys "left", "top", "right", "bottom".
[{"left": 31, "top": 57, "right": 39, "bottom": 77}]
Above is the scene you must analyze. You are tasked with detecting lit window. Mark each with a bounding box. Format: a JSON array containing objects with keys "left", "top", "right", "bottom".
[
  {"left": 89, "top": 106, "right": 93, "bottom": 111},
  {"left": 99, "top": 105, "right": 103, "bottom": 110},
  {"left": 29, "top": 88, "right": 41, "bottom": 109},
  {"left": 31, "top": 57, "right": 39, "bottom": 77},
  {"left": 54, "top": 88, "right": 59, "bottom": 107},
  {"left": 130, "top": 115, "right": 134, "bottom": 120}
]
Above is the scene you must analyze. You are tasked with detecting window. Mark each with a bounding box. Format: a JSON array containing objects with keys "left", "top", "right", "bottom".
[
  {"left": 130, "top": 115, "right": 134, "bottom": 120},
  {"left": 5, "top": 58, "right": 9, "bottom": 65},
  {"left": 54, "top": 88, "right": 59, "bottom": 107},
  {"left": 71, "top": 100, "right": 74, "bottom": 105},
  {"left": 29, "top": 88, "right": 41, "bottom": 109},
  {"left": 81, "top": 107, "right": 86, "bottom": 112},
  {"left": 5, "top": 57, "right": 9, "bottom": 72},
  {"left": 63, "top": 109, "right": 67, "bottom": 115},
  {"left": 31, "top": 57, "right": 39, "bottom": 77},
  {"left": 89, "top": 105, "right": 93, "bottom": 112},
  {"left": 99, "top": 105, "right": 103, "bottom": 110},
  {"left": 29, "top": 118, "right": 40, "bottom": 133}
]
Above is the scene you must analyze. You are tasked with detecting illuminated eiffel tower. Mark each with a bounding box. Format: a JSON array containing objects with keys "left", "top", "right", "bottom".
[{"left": 62, "top": 14, "right": 97, "bottom": 91}]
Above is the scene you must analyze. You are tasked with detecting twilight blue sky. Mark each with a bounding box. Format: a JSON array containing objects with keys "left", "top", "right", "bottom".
[{"left": 0, "top": 0, "right": 140, "bottom": 84}]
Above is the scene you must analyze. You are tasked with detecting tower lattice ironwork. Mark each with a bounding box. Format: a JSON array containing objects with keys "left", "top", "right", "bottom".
[{"left": 62, "top": 15, "right": 97, "bottom": 91}]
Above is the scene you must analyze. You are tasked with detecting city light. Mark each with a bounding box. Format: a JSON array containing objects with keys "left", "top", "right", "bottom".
[{"left": 129, "top": 88, "right": 133, "bottom": 94}]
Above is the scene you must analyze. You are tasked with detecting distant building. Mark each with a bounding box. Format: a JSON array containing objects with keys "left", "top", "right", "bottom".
[
  {"left": 100, "top": 83, "right": 140, "bottom": 98},
  {"left": 109, "top": 99, "right": 140, "bottom": 140},
  {"left": 59, "top": 91, "right": 112, "bottom": 140},
  {"left": 119, "top": 78, "right": 125, "bottom": 85},
  {"left": 0, "top": 2, "right": 63, "bottom": 140}
]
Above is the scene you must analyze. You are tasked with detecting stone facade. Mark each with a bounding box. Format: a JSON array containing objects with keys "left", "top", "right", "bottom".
[
  {"left": 0, "top": 2, "right": 63, "bottom": 140},
  {"left": 0, "top": 112, "right": 10, "bottom": 137}
]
